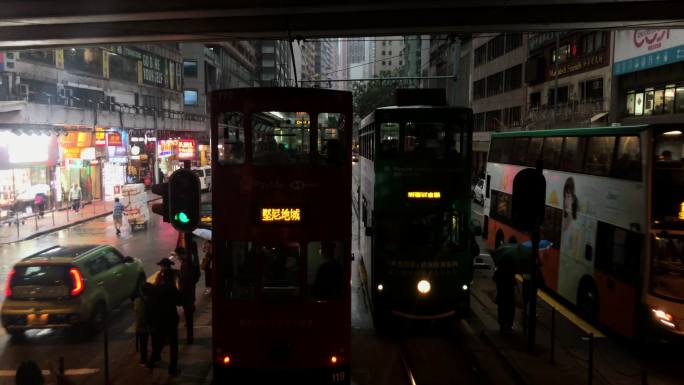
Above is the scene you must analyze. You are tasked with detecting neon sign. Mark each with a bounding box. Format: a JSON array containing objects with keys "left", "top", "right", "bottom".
[
  {"left": 178, "top": 139, "right": 195, "bottom": 160},
  {"left": 407, "top": 191, "right": 441, "bottom": 199},
  {"left": 261, "top": 208, "right": 302, "bottom": 223}
]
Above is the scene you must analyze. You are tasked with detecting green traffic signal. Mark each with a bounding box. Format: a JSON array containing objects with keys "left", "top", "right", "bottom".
[{"left": 174, "top": 211, "right": 190, "bottom": 223}]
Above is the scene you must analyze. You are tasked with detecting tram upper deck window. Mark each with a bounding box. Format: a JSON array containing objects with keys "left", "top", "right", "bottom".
[
  {"left": 652, "top": 129, "right": 684, "bottom": 226},
  {"left": 318, "top": 112, "right": 346, "bottom": 165},
  {"left": 379, "top": 123, "right": 400, "bottom": 157},
  {"left": 252, "top": 111, "right": 310, "bottom": 165},
  {"left": 217, "top": 112, "right": 245, "bottom": 165},
  {"left": 404, "top": 122, "right": 459, "bottom": 158}
]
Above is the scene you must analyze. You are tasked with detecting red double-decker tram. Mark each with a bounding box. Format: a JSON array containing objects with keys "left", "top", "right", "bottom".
[{"left": 210, "top": 88, "right": 352, "bottom": 385}]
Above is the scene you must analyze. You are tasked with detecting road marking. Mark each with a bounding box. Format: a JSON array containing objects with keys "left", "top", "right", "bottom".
[
  {"left": 514, "top": 275, "right": 605, "bottom": 338},
  {"left": 0, "top": 368, "right": 99, "bottom": 377}
]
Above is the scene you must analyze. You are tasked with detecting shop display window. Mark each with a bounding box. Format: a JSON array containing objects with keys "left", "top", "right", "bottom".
[
  {"left": 664, "top": 85, "right": 676, "bottom": 114},
  {"left": 644, "top": 88, "right": 654, "bottom": 116}
]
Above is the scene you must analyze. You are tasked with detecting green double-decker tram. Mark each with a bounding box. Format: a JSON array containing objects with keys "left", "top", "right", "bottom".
[{"left": 356, "top": 97, "right": 476, "bottom": 329}]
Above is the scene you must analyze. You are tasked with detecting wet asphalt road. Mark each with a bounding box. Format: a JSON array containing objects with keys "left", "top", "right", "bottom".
[{"left": 0, "top": 212, "right": 181, "bottom": 384}]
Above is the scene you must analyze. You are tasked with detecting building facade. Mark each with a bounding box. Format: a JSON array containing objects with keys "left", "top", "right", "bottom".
[
  {"left": 470, "top": 33, "right": 527, "bottom": 176},
  {"left": 254, "top": 40, "right": 294, "bottom": 87},
  {"left": 0, "top": 44, "right": 206, "bottom": 217},
  {"left": 611, "top": 29, "right": 684, "bottom": 125},
  {"left": 525, "top": 31, "right": 612, "bottom": 130},
  {"left": 374, "top": 37, "right": 405, "bottom": 76}
]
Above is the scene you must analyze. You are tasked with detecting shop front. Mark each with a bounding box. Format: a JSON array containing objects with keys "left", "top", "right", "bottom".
[
  {"left": 157, "top": 137, "right": 197, "bottom": 179},
  {"left": 103, "top": 130, "right": 128, "bottom": 201},
  {"left": 59, "top": 131, "right": 95, "bottom": 208},
  {"left": 0, "top": 130, "right": 58, "bottom": 220},
  {"left": 127, "top": 129, "right": 156, "bottom": 186}
]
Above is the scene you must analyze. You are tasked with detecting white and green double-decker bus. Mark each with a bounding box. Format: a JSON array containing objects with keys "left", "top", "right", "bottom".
[
  {"left": 483, "top": 124, "right": 684, "bottom": 339},
  {"left": 356, "top": 101, "right": 476, "bottom": 328}
]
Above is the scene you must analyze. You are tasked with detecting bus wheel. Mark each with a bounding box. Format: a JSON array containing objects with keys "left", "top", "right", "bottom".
[
  {"left": 577, "top": 281, "right": 599, "bottom": 322},
  {"left": 495, "top": 230, "right": 505, "bottom": 248},
  {"left": 508, "top": 236, "right": 518, "bottom": 244}
]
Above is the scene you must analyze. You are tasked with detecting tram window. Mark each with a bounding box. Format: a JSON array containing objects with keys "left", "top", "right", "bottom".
[
  {"left": 596, "top": 222, "right": 641, "bottom": 285},
  {"left": 318, "top": 112, "right": 346, "bottom": 165},
  {"left": 404, "top": 121, "right": 459, "bottom": 158},
  {"left": 223, "top": 241, "right": 255, "bottom": 301},
  {"left": 307, "top": 241, "right": 345, "bottom": 301},
  {"left": 541, "top": 137, "right": 563, "bottom": 170},
  {"left": 252, "top": 111, "right": 310, "bottom": 165},
  {"left": 217, "top": 112, "right": 245, "bottom": 165},
  {"left": 560, "top": 136, "right": 586, "bottom": 173},
  {"left": 261, "top": 243, "right": 301, "bottom": 302},
  {"left": 379, "top": 122, "right": 400, "bottom": 157},
  {"left": 612, "top": 136, "right": 641, "bottom": 180},
  {"left": 584, "top": 136, "right": 616, "bottom": 176}
]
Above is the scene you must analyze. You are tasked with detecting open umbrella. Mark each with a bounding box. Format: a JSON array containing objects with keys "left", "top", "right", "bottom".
[
  {"left": 192, "top": 228, "right": 212, "bottom": 241},
  {"left": 493, "top": 240, "right": 552, "bottom": 273}
]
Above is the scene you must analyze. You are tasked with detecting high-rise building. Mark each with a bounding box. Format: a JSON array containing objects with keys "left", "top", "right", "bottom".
[
  {"left": 374, "top": 36, "right": 405, "bottom": 76},
  {"left": 254, "top": 40, "right": 295, "bottom": 87},
  {"left": 470, "top": 33, "right": 527, "bottom": 176}
]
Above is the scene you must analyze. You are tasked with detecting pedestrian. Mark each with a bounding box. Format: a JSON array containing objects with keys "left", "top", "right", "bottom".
[
  {"left": 133, "top": 282, "right": 153, "bottom": 366},
  {"left": 149, "top": 257, "right": 181, "bottom": 376},
  {"left": 33, "top": 193, "right": 45, "bottom": 219},
  {"left": 493, "top": 262, "right": 516, "bottom": 333},
  {"left": 69, "top": 183, "right": 82, "bottom": 213},
  {"left": 176, "top": 247, "right": 199, "bottom": 344},
  {"left": 15, "top": 360, "right": 43, "bottom": 385},
  {"left": 200, "top": 241, "right": 213, "bottom": 295},
  {"left": 112, "top": 197, "right": 126, "bottom": 235}
]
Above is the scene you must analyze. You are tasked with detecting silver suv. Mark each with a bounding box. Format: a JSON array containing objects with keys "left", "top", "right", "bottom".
[{"left": 2, "top": 245, "right": 145, "bottom": 337}]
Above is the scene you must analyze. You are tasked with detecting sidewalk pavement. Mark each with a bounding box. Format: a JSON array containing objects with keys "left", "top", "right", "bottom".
[
  {"left": 0, "top": 191, "right": 161, "bottom": 245},
  {"left": 470, "top": 270, "right": 666, "bottom": 385}
]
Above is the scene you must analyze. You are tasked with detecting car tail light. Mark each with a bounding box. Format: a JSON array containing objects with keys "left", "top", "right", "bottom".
[
  {"left": 4, "top": 268, "right": 15, "bottom": 298},
  {"left": 69, "top": 267, "right": 84, "bottom": 297}
]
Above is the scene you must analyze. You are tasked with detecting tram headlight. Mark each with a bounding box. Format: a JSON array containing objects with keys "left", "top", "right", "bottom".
[
  {"left": 377, "top": 284, "right": 384, "bottom": 292},
  {"left": 417, "top": 280, "right": 431, "bottom": 294},
  {"left": 462, "top": 284, "right": 469, "bottom": 291}
]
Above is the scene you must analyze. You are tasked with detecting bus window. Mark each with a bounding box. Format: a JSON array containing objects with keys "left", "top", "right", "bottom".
[
  {"left": 612, "top": 136, "right": 641, "bottom": 180},
  {"left": 379, "top": 122, "right": 400, "bottom": 157},
  {"left": 584, "top": 136, "right": 616, "bottom": 176},
  {"left": 651, "top": 234, "right": 684, "bottom": 301},
  {"left": 223, "top": 241, "right": 256, "bottom": 301},
  {"left": 261, "top": 243, "right": 301, "bottom": 302},
  {"left": 252, "top": 111, "right": 310, "bottom": 165},
  {"left": 307, "top": 241, "right": 345, "bottom": 300},
  {"left": 560, "top": 137, "right": 586, "bottom": 173},
  {"left": 491, "top": 190, "right": 512, "bottom": 223},
  {"left": 526, "top": 137, "right": 543, "bottom": 166},
  {"left": 217, "top": 112, "right": 245, "bottom": 165},
  {"left": 488, "top": 138, "right": 502, "bottom": 163},
  {"left": 510, "top": 137, "right": 530, "bottom": 166},
  {"left": 318, "top": 112, "right": 345, "bottom": 165},
  {"left": 542, "top": 137, "right": 563, "bottom": 170}
]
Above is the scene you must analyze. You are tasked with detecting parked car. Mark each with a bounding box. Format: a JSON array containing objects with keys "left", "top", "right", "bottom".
[
  {"left": 192, "top": 166, "right": 212, "bottom": 191},
  {"left": 473, "top": 178, "right": 485, "bottom": 204},
  {"left": 2, "top": 245, "right": 145, "bottom": 337}
]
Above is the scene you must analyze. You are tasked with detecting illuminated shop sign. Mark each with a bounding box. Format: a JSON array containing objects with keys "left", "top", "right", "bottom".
[
  {"left": 80, "top": 147, "right": 96, "bottom": 160},
  {"left": 260, "top": 208, "right": 302, "bottom": 223},
  {"left": 107, "top": 132, "right": 122, "bottom": 146},
  {"left": 95, "top": 129, "right": 106, "bottom": 147},
  {"left": 407, "top": 191, "right": 441, "bottom": 199},
  {"left": 178, "top": 139, "right": 196, "bottom": 160}
]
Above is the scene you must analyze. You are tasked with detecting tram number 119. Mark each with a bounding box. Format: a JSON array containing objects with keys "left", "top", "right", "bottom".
[{"left": 332, "top": 371, "right": 346, "bottom": 383}]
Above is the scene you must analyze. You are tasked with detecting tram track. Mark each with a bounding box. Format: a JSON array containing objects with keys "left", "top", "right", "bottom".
[{"left": 394, "top": 319, "right": 497, "bottom": 385}]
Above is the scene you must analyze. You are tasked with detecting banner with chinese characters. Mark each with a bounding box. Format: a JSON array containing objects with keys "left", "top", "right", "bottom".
[
  {"left": 177, "top": 139, "right": 196, "bottom": 160},
  {"left": 260, "top": 208, "right": 302, "bottom": 223}
]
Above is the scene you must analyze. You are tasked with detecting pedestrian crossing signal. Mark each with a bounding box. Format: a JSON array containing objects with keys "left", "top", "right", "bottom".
[{"left": 169, "top": 169, "right": 200, "bottom": 232}]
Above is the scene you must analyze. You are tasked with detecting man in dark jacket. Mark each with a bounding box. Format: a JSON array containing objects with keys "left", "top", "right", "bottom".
[
  {"left": 176, "top": 247, "right": 199, "bottom": 344},
  {"left": 148, "top": 257, "right": 182, "bottom": 375}
]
